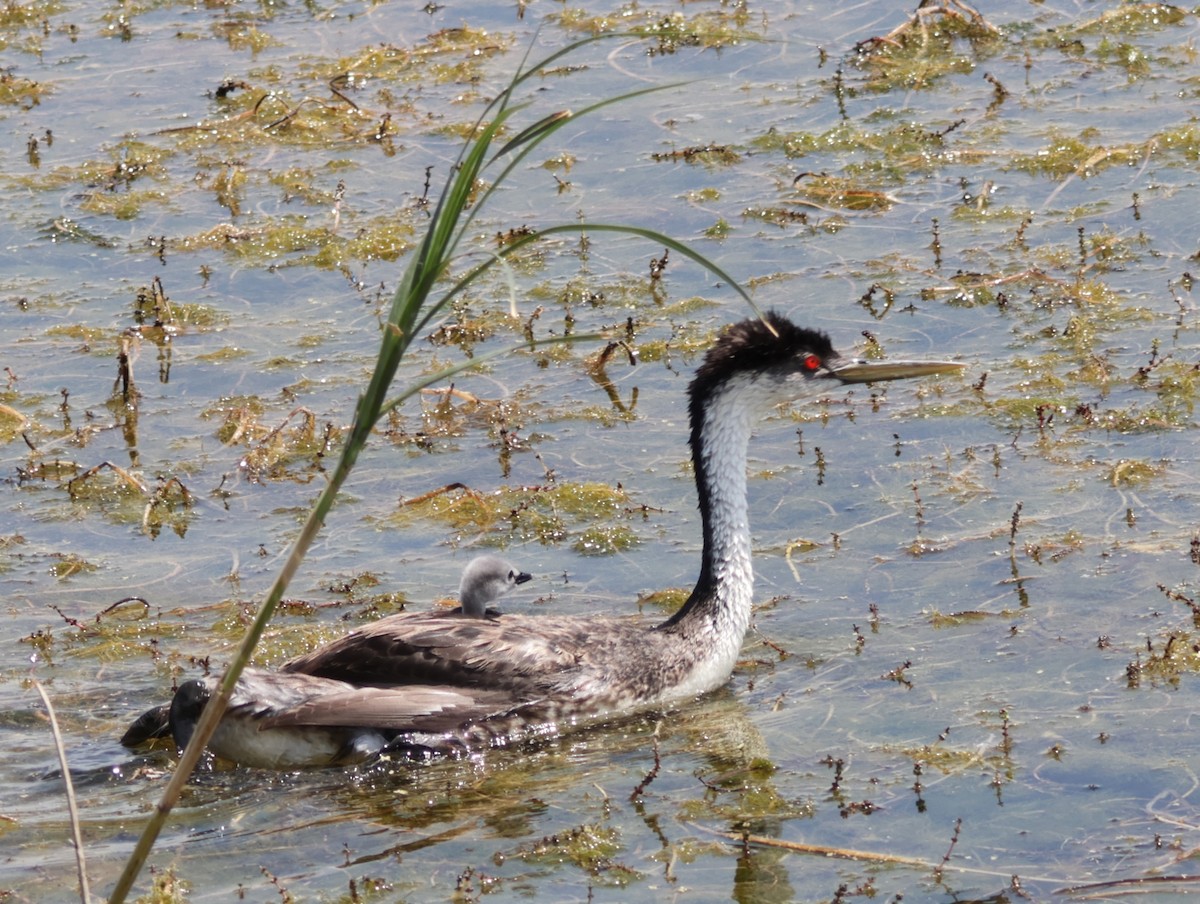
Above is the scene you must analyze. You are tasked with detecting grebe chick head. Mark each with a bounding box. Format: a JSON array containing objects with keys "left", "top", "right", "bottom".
[{"left": 458, "top": 554, "right": 532, "bottom": 617}]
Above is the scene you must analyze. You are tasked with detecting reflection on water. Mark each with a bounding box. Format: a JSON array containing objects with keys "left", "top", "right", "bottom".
[{"left": 3, "top": 0, "right": 1200, "bottom": 901}]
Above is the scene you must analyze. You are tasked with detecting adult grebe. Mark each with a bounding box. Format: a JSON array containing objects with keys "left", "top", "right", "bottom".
[{"left": 125, "top": 313, "right": 963, "bottom": 768}]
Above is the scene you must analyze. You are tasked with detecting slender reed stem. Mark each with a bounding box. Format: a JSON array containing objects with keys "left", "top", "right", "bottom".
[
  {"left": 107, "top": 332, "right": 602, "bottom": 904},
  {"left": 107, "top": 448, "right": 353, "bottom": 904},
  {"left": 34, "top": 680, "right": 92, "bottom": 904},
  {"left": 108, "top": 33, "right": 753, "bottom": 901}
]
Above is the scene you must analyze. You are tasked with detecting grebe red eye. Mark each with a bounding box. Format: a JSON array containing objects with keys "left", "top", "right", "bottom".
[{"left": 801, "top": 353, "right": 821, "bottom": 372}]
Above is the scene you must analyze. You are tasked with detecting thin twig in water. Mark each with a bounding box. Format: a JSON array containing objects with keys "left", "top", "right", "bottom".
[
  {"left": 1057, "top": 874, "right": 1200, "bottom": 896},
  {"left": 933, "top": 817, "right": 962, "bottom": 883},
  {"left": 399, "top": 482, "right": 482, "bottom": 508},
  {"left": 629, "top": 735, "right": 661, "bottom": 801},
  {"left": 34, "top": 680, "right": 92, "bottom": 904},
  {"left": 688, "top": 822, "right": 1071, "bottom": 885}
]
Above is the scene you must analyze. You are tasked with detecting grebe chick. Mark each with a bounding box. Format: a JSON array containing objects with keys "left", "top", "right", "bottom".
[
  {"left": 124, "top": 313, "right": 962, "bottom": 767},
  {"left": 453, "top": 555, "right": 532, "bottom": 618}
]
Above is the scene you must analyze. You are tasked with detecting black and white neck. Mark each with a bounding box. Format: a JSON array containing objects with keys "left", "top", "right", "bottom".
[
  {"left": 658, "top": 314, "right": 958, "bottom": 692},
  {"left": 655, "top": 317, "right": 835, "bottom": 690}
]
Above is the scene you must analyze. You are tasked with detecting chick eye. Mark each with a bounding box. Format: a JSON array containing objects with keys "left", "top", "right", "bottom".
[{"left": 801, "top": 353, "right": 821, "bottom": 373}]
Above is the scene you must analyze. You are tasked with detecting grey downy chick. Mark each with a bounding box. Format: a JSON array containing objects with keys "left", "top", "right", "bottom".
[{"left": 454, "top": 554, "right": 532, "bottom": 618}]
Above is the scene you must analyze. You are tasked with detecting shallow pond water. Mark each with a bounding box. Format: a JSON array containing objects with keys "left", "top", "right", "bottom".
[{"left": 3, "top": 0, "right": 1200, "bottom": 901}]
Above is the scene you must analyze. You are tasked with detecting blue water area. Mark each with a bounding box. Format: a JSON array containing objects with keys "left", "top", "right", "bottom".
[{"left": 2, "top": 1, "right": 1200, "bottom": 901}]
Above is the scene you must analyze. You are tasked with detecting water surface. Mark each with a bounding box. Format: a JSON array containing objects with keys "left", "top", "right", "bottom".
[{"left": 3, "top": 1, "right": 1200, "bottom": 901}]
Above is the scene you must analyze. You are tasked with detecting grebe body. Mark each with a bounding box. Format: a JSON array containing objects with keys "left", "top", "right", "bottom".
[{"left": 123, "top": 314, "right": 962, "bottom": 767}]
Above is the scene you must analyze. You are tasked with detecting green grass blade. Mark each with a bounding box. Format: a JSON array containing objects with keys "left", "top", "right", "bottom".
[
  {"left": 478, "top": 82, "right": 684, "bottom": 214},
  {"left": 491, "top": 109, "right": 574, "bottom": 164},
  {"left": 379, "top": 332, "right": 604, "bottom": 419},
  {"left": 107, "top": 31, "right": 736, "bottom": 904},
  {"left": 429, "top": 222, "right": 759, "bottom": 326}
]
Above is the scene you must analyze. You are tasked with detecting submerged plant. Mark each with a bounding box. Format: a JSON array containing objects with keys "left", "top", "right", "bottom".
[{"left": 107, "top": 36, "right": 754, "bottom": 903}]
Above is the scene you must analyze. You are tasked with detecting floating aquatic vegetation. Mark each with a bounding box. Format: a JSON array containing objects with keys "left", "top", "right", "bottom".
[
  {"left": 503, "top": 823, "right": 642, "bottom": 885},
  {"left": 792, "top": 174, "right": 894, "bottom": 213},
  {"left": 0, "top": 69, "right": 50, "bottom": 107},
  {"left": 1010, "top": 129, "right": 1140, "bottom": 181},
  {"left": 1105, "top": 458, "right": 1164, "bottom": 486},
  {"left": 847, "top": 0, "right": 1003, "bottom": 94},
  {"left": 1075, "top": 2, "right": 1187, "bottom": 35},
  {"left": 651, "top": 143, "right": 740, "bottom": 166},
  {"left": 0, "top": 402, "right": 27, "bottom": 442},
  {"left": 555, "top": 5, "right": 756, "bottom": 52},
  {"left": 1128, "top": 627, "right": 1200, "bottom": 687},
  {"left": 386, "top": 479, "right": 644, "bottom": 552}
]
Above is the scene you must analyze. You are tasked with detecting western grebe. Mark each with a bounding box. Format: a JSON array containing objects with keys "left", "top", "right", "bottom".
[{"left": 123, "top": 313, "right": 962, "bottom": 768}]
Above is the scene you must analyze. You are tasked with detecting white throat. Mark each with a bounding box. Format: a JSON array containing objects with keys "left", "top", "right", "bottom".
[{"left": 670, "top": 373, "right": 768, "bottom": 695}]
